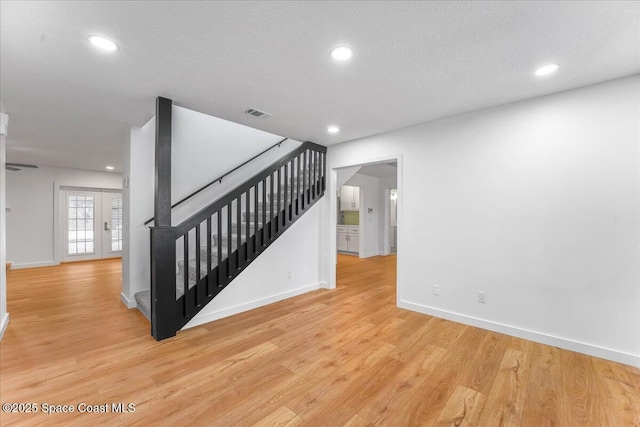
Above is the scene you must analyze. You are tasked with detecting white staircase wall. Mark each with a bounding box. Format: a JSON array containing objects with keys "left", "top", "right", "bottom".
[
  {"left": 183, "top": 200, "right": 325, "bottom": 330},
  {"left": 123, "top": 104, "right": 316, "bottom": 312}
]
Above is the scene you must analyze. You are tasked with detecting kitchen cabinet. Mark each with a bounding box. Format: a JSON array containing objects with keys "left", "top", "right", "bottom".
[
  {"left": 340, "top": 185, "right": 360, "bottom": 211},
  {"left": 337, "top": 225, "right": 359, "bottom": 253}
]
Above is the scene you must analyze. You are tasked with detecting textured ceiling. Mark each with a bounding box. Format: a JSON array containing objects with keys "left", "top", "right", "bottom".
[
  {"left": 358, "top": 163, "right": 397, "bottom": 178},
  {"left": 1, "top": 1, "right": 639, "bottom": 172}
]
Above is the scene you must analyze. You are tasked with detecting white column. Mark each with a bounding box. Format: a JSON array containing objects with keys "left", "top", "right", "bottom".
[{"left": 0, "top": 110, "right": 9, "bottom": 339}]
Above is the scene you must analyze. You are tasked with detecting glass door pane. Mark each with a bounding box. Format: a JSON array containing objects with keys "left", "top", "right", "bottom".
[
  {"left": 64, "top": 191, "right": 100, "bottom": 261},
  {"left": 110, "top": 195, "right": 123, "bottom": 252},
  {"left": 67, "top": 194, "right": 95, "bottom": 255}
]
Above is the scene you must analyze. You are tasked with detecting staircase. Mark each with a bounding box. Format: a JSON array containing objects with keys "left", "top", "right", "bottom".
[{"left": 135, "top": 97, "right": 326, "bottom": 340}]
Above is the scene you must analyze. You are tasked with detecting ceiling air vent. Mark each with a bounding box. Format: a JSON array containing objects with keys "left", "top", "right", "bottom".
[{"left": 244, "top": 108, "right": 272, "bottom": 118}]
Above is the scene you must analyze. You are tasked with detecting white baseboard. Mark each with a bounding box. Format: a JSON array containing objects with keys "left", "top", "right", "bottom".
[
  {"left": 0, "top": 313, "right": 9, "bottom": 341},
  {"left": 363, "top": 251, "right": 393, "bottom": 258},
  {"left": 399, "top": 300, "right": 640, "bottom": 368},
  {"left": 11, "top": 261, "right": 58, "bottom": 269},
  {"left": 120, "top": 292, "right": 137, "bottom": 309},
  {"left": 182, "top": 283, "right": 322, "bottom": 330},
  {"left": 362, "top": 251, "right": 380, "bottom": 258}
]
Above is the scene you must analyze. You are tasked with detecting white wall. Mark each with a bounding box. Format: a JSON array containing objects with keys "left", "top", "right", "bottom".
[
  {"left": 185, "top": 201, "right": 324, "bottom": 329},
  {"left": 378, "top": 174, "right": 398, "bottom": 255},
  {"left": 325, "top": 75, "right": 640, "bottom": 367},
  {"left": 5, "top": 166, "right": 122, "bottom": 267},
  {"left": 122, "top": 121, "right": 155, "bottom": 307},
  {"left": 0, "top": 103, "right": 8, "bottom": 339},
  {"left": 122, "top": 103, "right": 324, "bottom": 327}
]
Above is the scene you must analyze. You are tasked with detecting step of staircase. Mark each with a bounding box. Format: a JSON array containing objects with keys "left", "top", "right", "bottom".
[
  {"left": 207, "top": 222, "right": 259, "bottom": 252},
  {"left": 134, "top": 290, "right": 151, "bottom": 320},
  {"left": 134, "top": 269, "right": 195, "bottom": 321}
]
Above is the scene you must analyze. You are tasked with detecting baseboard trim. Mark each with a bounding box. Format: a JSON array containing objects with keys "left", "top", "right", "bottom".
[
  {"left": 0, "top": 313, "right": 9, "bottom": 341},
  {"left": 182, "top": 283, "right": 322, "bottom": 330},
  {"left": 11, "top": 261, "right": 58, "bottom": 269},
  {"left": 398, "top": 300, "right": 640, "bottom": 368},
  {"left": 120, "top": 292, "right": 137, "bottom": 309},
  {"left": 363, "top": 252, "right": 380, "bottom": 258}
]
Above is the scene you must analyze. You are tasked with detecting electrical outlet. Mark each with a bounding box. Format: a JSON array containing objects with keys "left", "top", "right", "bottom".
[
  {"left": 432, "top": 285, "right": 440, "bottom": 296},
  {"left": 287, "top": 270, "right": 292, "bottom": 279},
  {"left": 478, "top": 291, "right": 487, "bottom": 304}
]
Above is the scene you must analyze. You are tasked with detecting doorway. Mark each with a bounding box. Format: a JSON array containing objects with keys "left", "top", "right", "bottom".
[
  {"left": 61, "top": 189, "right": 122, "bottom": 262},
  {"left": 330, "top": 157, "right": 400, "bottom": 292}
]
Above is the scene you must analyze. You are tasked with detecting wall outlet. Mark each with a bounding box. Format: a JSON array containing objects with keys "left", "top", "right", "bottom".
[
  {"left": 432, "top": 285, "right": 440, "bottom": 296},
  {"left": 287, "top": 270, "right": 292, "bottom": 279},
  {"left": 478, "top": 291, "right": 487, "bottom": 304}
]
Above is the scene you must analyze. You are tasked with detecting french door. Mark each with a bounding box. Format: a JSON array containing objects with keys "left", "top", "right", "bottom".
[{"left": 63, "top": 190, "right": 123, "bottom": 261}]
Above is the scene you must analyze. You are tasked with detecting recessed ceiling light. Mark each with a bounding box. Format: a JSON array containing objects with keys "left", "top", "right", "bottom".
[
  {"left": 534, "top": 63, "right": 559, "bottom": 77},
  {"left": 88, "top": 35, "right": 119, "bottom": 52},
  {"left": 327, "top": 126, "right": 340, "bottom": 134},
  {"left": 330, "top": 46, "right": 353, "bottom": 61},
  {"left": 106, "top": 165, "right": 115, "bottom": 170}
]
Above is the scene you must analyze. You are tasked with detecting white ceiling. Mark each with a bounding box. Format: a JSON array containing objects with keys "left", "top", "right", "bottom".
[
  {"left": 358, "top": 163, "right": 397, "bottom": 178},
  {"left": 1, "top": 1, "right": 639, "bottom": 173}
]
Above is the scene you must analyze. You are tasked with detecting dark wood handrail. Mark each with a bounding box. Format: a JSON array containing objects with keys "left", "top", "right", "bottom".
[{"left": 144, "top": 137, "right": 289, "bottom": 226}]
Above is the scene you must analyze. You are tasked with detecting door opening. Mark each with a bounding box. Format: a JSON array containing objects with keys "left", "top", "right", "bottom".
[
  {"left": 62, "top": 189, "right": 122, "bottom": 262},
  {"left": 333, "top": 159, "right": 398, "bottom": 293}
]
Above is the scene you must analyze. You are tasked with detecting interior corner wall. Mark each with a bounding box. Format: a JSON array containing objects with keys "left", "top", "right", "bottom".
[
  {"left": 326, "top": 75, "right": 640, "bottom": 367},
  {"left": 378, "top": 174, "right": 398, "bottom": 254},
  {"left": 5, "top": 166, "right": 122, "bottom": 268},
  {"left": 123, "top": 119, "right": 155, "bottom": 306}
]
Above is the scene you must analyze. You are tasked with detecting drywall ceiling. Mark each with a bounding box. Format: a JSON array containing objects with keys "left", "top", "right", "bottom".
[
  {"left": 1, "top": 1, "right": 639, "bottom": 172},
  {"left": 358, "top": 163, "right": 397, "bottom": 178}
]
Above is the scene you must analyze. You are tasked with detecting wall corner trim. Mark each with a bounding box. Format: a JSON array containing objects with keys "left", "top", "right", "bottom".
[
  {"left": 398, "top": 300, "right": 640, "bottom": 368},
  {"left": 120, "top": 292, "right": 137, "bottom": 309},
  {"left": 0, "top": 313, "right": 9, "bottom": 341}
]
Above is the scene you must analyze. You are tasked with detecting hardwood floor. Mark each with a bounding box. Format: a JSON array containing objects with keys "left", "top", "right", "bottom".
[{"left": 1, "top": 255, "right": 639, "bottom": 426}]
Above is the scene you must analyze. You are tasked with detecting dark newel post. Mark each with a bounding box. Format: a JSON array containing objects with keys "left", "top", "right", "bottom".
[{"left": 151, "top": 96, "right": 177, "bottom": 340}]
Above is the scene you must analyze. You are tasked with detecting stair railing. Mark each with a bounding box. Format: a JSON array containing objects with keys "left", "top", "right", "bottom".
[{"left": 149, "top": 97, "right": 326, "bottom": 340}]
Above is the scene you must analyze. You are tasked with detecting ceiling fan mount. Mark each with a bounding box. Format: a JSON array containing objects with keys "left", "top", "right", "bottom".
[{"left": 5, "top": 162, "right": 38, "bottom": 172}]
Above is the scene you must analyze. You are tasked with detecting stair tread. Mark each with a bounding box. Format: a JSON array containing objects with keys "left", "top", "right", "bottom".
[{"left": 134, "top": 290, "right": 151, "bottom": 321}]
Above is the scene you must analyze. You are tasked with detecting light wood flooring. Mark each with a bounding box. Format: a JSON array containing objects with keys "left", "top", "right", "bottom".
[{"left": 1, "top": 255, "right": 639, "bottom": 426}]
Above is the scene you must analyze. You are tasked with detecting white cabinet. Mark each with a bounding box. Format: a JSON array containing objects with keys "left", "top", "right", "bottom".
[
  {"left": 340, "top": 185, "right": 360, "bottom": 211},
  {"left": 337, "top": 232, "right": 349, "bottom": 252},
  {"left": 337, "top": 225, "right": 359, "bottom": 253}
]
